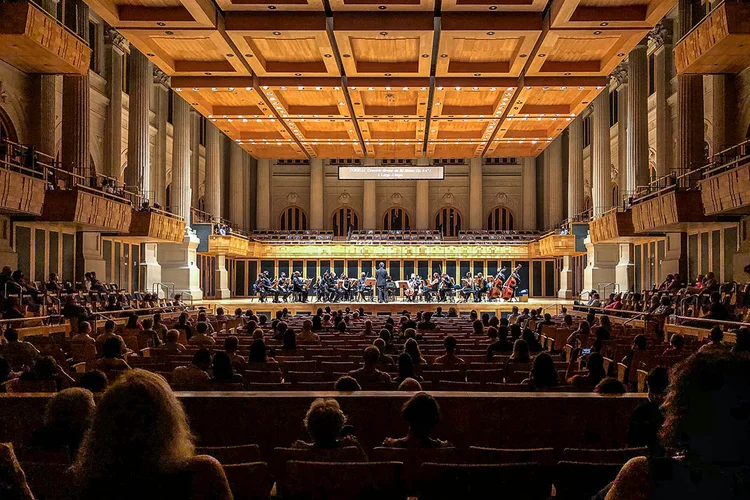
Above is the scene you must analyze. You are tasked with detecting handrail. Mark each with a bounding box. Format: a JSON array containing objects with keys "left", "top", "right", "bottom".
[
  {"left": 668, "top": 314, "right": 750, "bottom": 330},
  {"left": 152, "top": 282, "right": 175, "bottom": 299},
  {"left": 598, "top": 282, "right": 620, "bottom": 296},
  {"left": 571, "top": 304, "right": 649, "bottom": 318},
  {"left": 0, "top": 314, "right": 65, "bottom": 326},
  {"left": 181, "top": 291, "right": 194, "bottom": 307},
  {"left": 623, "top": 311, "right": 651, "bottom": 326}
]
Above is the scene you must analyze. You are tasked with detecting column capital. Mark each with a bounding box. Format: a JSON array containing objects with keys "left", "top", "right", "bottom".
[
  {"left": 104, "top": 28, "right": 129, "bottom": 52},
  {"left": 648, "top": 22, "right": 672, "bottom": 49},
  {"left": 153, "top": 67, "right": 171, "bottom": 89},
  {"left": 610, "top": 62, "right": 628, "bottom": 87}
]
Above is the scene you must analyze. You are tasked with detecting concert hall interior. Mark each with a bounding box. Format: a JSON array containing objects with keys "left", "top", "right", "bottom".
[{"left": 1, "top": 0, "right": 750, "bottom": 498}]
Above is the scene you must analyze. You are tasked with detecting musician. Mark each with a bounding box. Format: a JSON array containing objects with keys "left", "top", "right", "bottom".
[
  {"left": 357, "top": 272, "right": 372, "bottom": 302},
  {"left": 255, "top": 273, "right": 267, "bottom": 302},
  {"left": 314, "top": 275, "right": 327, "bottom": 303},
  {"left": 325, "top": 271, "right": 337, "bottom": 302},
  {"left": 440, "top": 273, "right": 455, "bottom": 302},
  {"left": 334, "top": 275, "right": 347, "bottom": 302},
  {"left": 503, "top": 264, "right": 522, "bottom": 301},
  {"left": 262, "top": 271, "right": 280, "bottom": 303},
  {"left": 277, "top": 272, "right": 291, "bottom": 302},
  {"left": 405, "top": 274, "right": 418, "bottom": 302},
  {"left": 461, "top": 272, "right": 476, "bottom": 302},
  {"left": 474, "top": 272, "right": 488, "bottom": 302},
  {"left": 292, "top": 271, "right": 308, "bottom": 303},
  {"left": 424, "top": 272, "right": 440, "bottom": 303},
  {"left": 385, "top": 276, "right": 397, "bottom": 302},
  {"left": 376, "top": 262, "right": 388, "bottom": 303}
]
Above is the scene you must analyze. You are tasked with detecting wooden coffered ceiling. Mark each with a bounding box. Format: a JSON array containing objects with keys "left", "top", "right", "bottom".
[{"left": 86, "top": 0, "right": 674, "bottom": 159}]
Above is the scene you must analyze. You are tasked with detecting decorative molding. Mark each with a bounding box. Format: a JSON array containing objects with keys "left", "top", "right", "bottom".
[
  {"left": 104, "top": 28, "right": 128, "bottom": 52},
  {"left": 0, "top": 82, "right": 7, "bottom": 104},
  {"left": 442, "top": 190, "right": 455, "bottom": 206},
  {"left": 390, "top": 192, "right": 403, "bottom": 205},
  {"left": 610, "top": 63, "right": 628, "bottom": 87},
  {"left": 286, "top": 192, "right": 299, "bottom": 204},
  {"left": 648, "top": 22, "right": 671, "bottom": 49},
  {"left": 337, "top": 191, "right": 351, "bottom": 206},
  {"left": 153, "top": 68, "right": 171, "bottom": 88},
  {"left": 495, "top": 192, "right": 508, "bottom": 205}
]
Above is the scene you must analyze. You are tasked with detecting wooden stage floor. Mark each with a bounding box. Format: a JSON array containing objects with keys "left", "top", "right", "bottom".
[{"left": 199, "top": 298, "right": 573, "bottom": 317}]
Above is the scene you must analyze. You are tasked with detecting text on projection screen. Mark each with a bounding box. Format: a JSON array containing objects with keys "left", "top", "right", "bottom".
[{"left": 338, "top": 166, "right": 445, "bottom": 180}]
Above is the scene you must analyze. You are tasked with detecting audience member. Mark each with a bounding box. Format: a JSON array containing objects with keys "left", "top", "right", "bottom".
[
  {"left": 94, "top": 338, "right": 131, "bottom": 373},
  {"left": 27, "top": 387, "right": 95, "bottom": 461},
  {"left": 171, "top": 349, "right": 211, "bottom": 385},
  {"left": 382, "top": 393, "right": 451, "bottom": 448},
  {"left": 333, "top": 375, "right": 361, "bottom": 392},
  {"left": 627, "top": 367, "right": 669, "bottom": 454},
  {"left": 698, "top": 326, "right": 731, "bottom": 353},
  {"left": 211, "top": 352, "right": 244, "bottom": 386},
  {"left": 347, "top": 346, "right": 392, "bottom": 388},
  {"left": 434, "top": 336, "right": 465, "bottom": 368},
  {"left": 523, "top": 352, "right": 559, "bottom": 390},
  {"left": 188, "top": 322, "right": 216, "bottom": 347},
  {"left": 291, "top": 398, "right": 366, "bottom": 458},
  {"left": 0, "top": 328, "right": 39, "bottom": 371}
]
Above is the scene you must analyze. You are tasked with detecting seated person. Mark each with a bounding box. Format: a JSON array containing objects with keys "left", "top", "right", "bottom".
[
  {"left": 347, "top": 346, "right": 392, "bottom": 388},
  {"left": 95, "top": 320, "right": 128, "bottom": 354},
  {"left": 223, "top": 336, "right": 246, "bottom": 372},
  {"left": 627, "top": 367, "right": 669, "bottom": 454},
  {"left": 373, "top": 338, "right": 395, "bottom": 371},
  {"left": 487, "top": 325, "right": 513, "bottom": 361},
  {"left": 171, "top": 349, "right": 211, "bottom": 385},
  {"left": 26, "top": 387, "right": 95, "bottom": 462},
  {"left": 698, "top": 326, "right": 731, "bottom": 353},
  {"left": 210, "top": 352, "right": 244, "bottom": 386},
  {"left": 333, "top": 375, "right": 361, "bottom": 392},
  {"left": 0, "top": 328, "right": 40, "bottom": 371},
  {"left": 522, "top": 352, "right": 559, "bottom": 390},
  {"left": 187, "top": 322, "right": 216, "bottom": 347},
  {"left": 164, "top": 329, "right": 186, "bottom": 353},
  {"left": 291, "top": 398, "right": 366, "bottom": 458},
  {"left": 18, "top": 356, "right": 75, "bottom": 391},
  {"left": 382, "top": 393, "right": 452, "bottom": 448},
  {"left": 94, "top": 338, "right": 131, "bottom": 373},
  {"left": 433, "top": 336, "right": 465, "bottom": 368},
  {"left": 566, "top": 352, "right": 606, "bottom": 392}
]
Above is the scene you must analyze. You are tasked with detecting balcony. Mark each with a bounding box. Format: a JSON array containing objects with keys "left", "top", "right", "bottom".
[
  {"left": 589, "top": 209, "right": 639, "bottom": 244},
  {"left": 126, "top": 209, "right": 186, "bottom": 243},
  {"left": 630, "top": 173, "right": 721, "bottom": 232},
  {"left": 0, "top": 0, "right": 90, "bottom": 74},
  {"left": 0, "top": 141, "right": 49, "bottom": 215},
  {"left": 537, "top": 230, "right": 578, "bottom": 257},
  {"left": 207, "top": 234, "right": 249, "bottom": 257},
  {"left": 675, "top": 1, "right": 750, "bottom": 75},
  {"left": 41, "top": 185, "right": 132, "bottom": 231},
  {"left": 699, "top": 139, "right": 750, "bottom": 215}
]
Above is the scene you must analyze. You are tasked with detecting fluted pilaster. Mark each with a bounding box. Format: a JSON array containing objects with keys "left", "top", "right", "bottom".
[
  {"left": 469, "top": 157, "right": 483, "bottom": 230},
  {"left": 104, "top": 28, "right": 126, "bottom": 179},
  {"left": 125, "top": 49, "right": 151, "bottom": 195},
  {"left": 152, "top": 69, "right": 169, "bottom": 207},
  {"left": 309, "top": 158, "right": 324, "bottom": 229},
  {"left": 229, "top": 142, "right": 246, "bottom": 229},
  {"left": 522, "top": 157, "right": 536, "bottom": 230},
  {"left": 171, "top": 94, "right": 191, "bottom": 226},
  {"left": 592, "top": 88, "right": 611, "bottom": 217},
  {"left": 651, "top": 22, "right": 673, "bottom": 178},
  {"left": 204, "top": 122, "right": 221, "bottom": 218},
  {"left": 627, "top": 41, "right": 649, "bottom": 193},
  {"left": 677, "top": 0, "right": 704, "bottom": 172},
  {"left": 568, "top": 117, "right": 584, "bottom": 219},
  {"left": 190, "top": 111, "right": 201, "bottom": 208},
  {"left": 547, "top": 135, "right": 563, "bottom": 228},
  {"left": 256, "top": 159, "right": 271, "bottom": 229}
]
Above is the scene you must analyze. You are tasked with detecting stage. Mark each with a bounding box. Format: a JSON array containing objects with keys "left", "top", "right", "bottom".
[{"left": 198, "top": 298, "right": 573, "bottom": 317}]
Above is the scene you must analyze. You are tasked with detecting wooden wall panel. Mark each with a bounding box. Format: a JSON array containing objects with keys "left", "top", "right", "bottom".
[
  {"left": 700, "top": 163, "right": 750, "bottom": 216},
  {"left": 589, "top": 210, "right": 634, "bottom": 243},
  {"left": 0, "top": 171, "right": 46, "bottom": 215}
]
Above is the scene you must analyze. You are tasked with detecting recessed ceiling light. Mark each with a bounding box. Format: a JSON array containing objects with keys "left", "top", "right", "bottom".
[
  {"left": 593, "top": 31, "right": 602, "bottom": 35},
  {"left": 157, "top": 22, "right": 165, "bottom": 26},
  {"left": 600, "top": 22, "right": 608, "bottom": 26},
  {"left": 147, "top": 53, "right": 155, "bottom": 56},
  {"left": 273, "top": 31, "right": 281, "bottom": 35},
  {"left": 538, "top": 53, "right": 546, "bottom": 57},
  {"left": 486, "top": 31, "right": 495, "bottom": 35},
  {"left": 489, "top": 5, "right": 497, "bottom": 9},
  {"left": 617, "top": 52, "right": 625, "bottom": 57},
  {"left": 421, "top": 54, "right": 429, "bottom": 58},
  {"left": 380, "top": 31, "right": 388, "bottom": 36}
]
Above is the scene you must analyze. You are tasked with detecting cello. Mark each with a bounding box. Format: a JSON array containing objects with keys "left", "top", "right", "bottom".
[
  {"left": 488, "top": 267, "right": 506, "bottom": 300},
  {"left": 501, "top": 265, "right": 521, "bottom": 300}
]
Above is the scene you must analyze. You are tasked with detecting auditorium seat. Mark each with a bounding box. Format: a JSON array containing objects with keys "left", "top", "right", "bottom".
[
  {"left": 561, "top": 447, "right": 647, "bottom": 464},
  {"left": 273, "top": 446, "right": 367, "bottom": 496},
  {"left": 244, "top": 370, "right": 283, "bottom": 384},
  {"left": 222, "top": 462, "right": 273, "bottom": 500},
  {"left": 12, "top": 380, "right": 58, "bottom": 393},
  {"left": 21, "top": 461, "right": 71, "bottom": 500},
  {"left": 505, "top": 363, "right": 532, "bottom": 383},
  {"left": 371, "top": 447, "right": 458, "bottom": 493},
  {"left": 553, "top": 462, "right": 623, "bottom": 500},
  {"left": 467, "top": 446, "right": 556, "bottom": 466},
  {"left": 466, "top": 369, "right": 504, "bottom": 383},
  {"left": 285, "top": 461, "right": 405, "bottom": 500},
  {"left": 196, "top": 444, "right": 261, "bottom": 464},
  {"left": 418, "top": 462, "right": 551, "bottom": 500}
]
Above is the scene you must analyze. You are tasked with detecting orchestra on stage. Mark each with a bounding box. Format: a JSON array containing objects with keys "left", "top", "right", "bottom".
[{"left": 253, "top": 264, "right": 523, "bottom": 304}]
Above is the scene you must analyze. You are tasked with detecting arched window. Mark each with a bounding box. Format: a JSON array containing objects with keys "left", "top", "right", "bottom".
[
  {"left": 486, "top": 206, "right": 515, "bottom": 231},
  {"left": 611, "top": 183, "right": 620, "bottom": 208},
  {"left": 331, "top": 206, "right": 358, "bottom": 236},
  {"left": 583, "top": 196, "right": 592, "bottom": 218},
  {"left": 198, "top": 196, "right": 206, "bottom": 213},
  {"left": 279, "top": 206, "right": 308, "bottom": 230},
  {"left": 383, "top": 207, "right": 410, "bottom": 230},
  {"left": 435, "top": 206, "right": 462, "bottom": 237},
  {"left": 0, "top": 107, "right": 17, "bottom": 142}
]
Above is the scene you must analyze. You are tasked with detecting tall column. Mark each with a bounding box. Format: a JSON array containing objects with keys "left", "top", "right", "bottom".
[
  {"left": 190, "top": 111, "right": 201, "bottom": 209},
  {"left": 171, "top": 94, "right": 192, "bottom": 226},
  {"left": 125, "top": 49, "right": 151, "bottom": 196},
  {"left": 592, "top": 88, "right": 611, "bottom": 217},
  {"left": 651, "top": 22, "right": 673, "bottom": 177},
  {"left": 34, "top": 0, "right": 58, "bottom": 158},
  {"left": 613, "top": 64, "right": 628, "bottom": 198},
  {"left": 104, "top": 29, "right": 126, "bottom": 180},
  {"left": 362, "top": 158, "right": 377, "bottom": 229},
  {"left": 256, "top": 159, "right": 271, "bottom": 229},
  {"left": 712, "top": 75, "right": 726, "bottom": 154},
  {"left": 309, "top": 159, "right": 324, "bottom": 229},
  {"left": 62, "top": 0, "right": 90, "bottom": 179},
  {"left": 677, "top": 0, "right": 705, "bottom": 173},
  {"left": 568, "top": 117, "right": 584, "bottom": 219},
  {"left": 522, "top": 157, "right": 536, "bottom": 230},
  {"left": 204, "top": 122, "right": 221, "bottom": 218},
  {"left": 469, "top": 157, "right": 483, "bottom": 230},
  {"left": 547, "top": 135, "right": 563, "bottom": 228},
  {"left": 415, "top": 158, "right": 429, "bottom": 230},
  {"left": 229, "top": 142, "right": 246, "bottom": 228},
  {"left": 627, "top": 41, "right": 649, "bottom": 194},
  {"left": 152, "top": 69, "right": 169, "bottom": 207}
]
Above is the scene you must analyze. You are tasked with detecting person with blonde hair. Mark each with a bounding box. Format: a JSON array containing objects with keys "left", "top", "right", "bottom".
[{"left": 72, "top": 369, "right": 232, "bottom": 500}]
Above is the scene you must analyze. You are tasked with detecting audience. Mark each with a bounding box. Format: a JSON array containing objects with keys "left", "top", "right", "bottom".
[
  {"left": 627, "top": 367, "right": 668, "bottom": 454},
  {"left": 27, "top": 387, "right": 95, "bottom": 461},
  {"left": 434, "top": 336, "right": 465, "bottom": 368},
  {"left": 382, "top": 393, "right": 451, "bottom": 448},
  {"left": 347, "top": 346, "right": 392, "bottom": 388},
  {"left": 210, "top": 352, "right": 244, "bottom": 386},
  {"left": 71, "top": 370, "right": 232, "bottom": 500},
  {"left": 94, "top": 338, "right": 131, "bottom": 373},
  {"left": 698, "top": 326, "right": 731, "bottom": 353},
  {"left": 523, "top": 352, "right": 559, "bottom": 390},
  {"left": 292, "top": 398, "right": 366, "bottom": 458},
  {"left": 333, "top": 375, "right": 361, "bottom": 392},
  {"left": 171, "top": 349, "right": 211, "bottom": 385}
]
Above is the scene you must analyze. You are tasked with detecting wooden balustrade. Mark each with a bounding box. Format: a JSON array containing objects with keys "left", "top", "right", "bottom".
[
  {"left": 700, "top": 160, "right": 750, "bottom": 215},
  {"left": 675, "top": 1, "right": 750, "bottom": 75},
  {"left": 537, "top": 233, "right": 578, "bottom": 257},
  {"left": 631, "top": 190, "right": 718, "bottom": 232},
  {"left": 0, "top": 1, "right": 90, "bottom": 74},
  {"left": 0, "top": 168, "right": 46, "bottom": 215},
  {"left": 127, "top": 211, "right": 186, "bottom": 243},
  {"left": 588, "top": 211, "right": 636, "bottom": 244},
  {"left": 207, "top": 234, "right": 250, "bottom": 257},
  {"left": 41, "top": 186, "right": 131, "bottom": 231}
]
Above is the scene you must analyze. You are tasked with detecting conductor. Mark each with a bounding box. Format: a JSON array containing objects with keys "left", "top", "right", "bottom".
[{"left": 376, "top": 262, "right": 388, "bottom": 303}]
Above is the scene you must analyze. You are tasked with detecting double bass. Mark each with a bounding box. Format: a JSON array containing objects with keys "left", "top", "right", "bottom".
[
  {"left": 501, "top": 265, "right": 521, "bottom": 300},
  {"left": 488, "top": 267, "right": 507, "bottom": 300}
]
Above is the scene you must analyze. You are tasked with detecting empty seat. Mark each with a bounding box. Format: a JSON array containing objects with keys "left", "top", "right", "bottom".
[
  {"left": 467, "top": 446, "right": 556, "bottom": 466},
  {"left": 273, "top": 446, "right": 367, "bottom": 496},
  {"left": 561, "top": 447, "right": 647, "bottom": 464},
  {"left": 285, "top": 461, "right": 406, "bottom": 500},
  {"left": 466, "top": 369, "right": 504, "bottom": 383},
  {"left": 371, "top": 447, "right": 457, "bottom": 493},
  {"left": 222, "top": 462, "right": 273, "bottom": 500},
  {"left": 554, "top": 462, "right": 624, "bottom": 500},
  {"left": 418, "top": 462, "right": 551, "bottom": 500},
  {"left": 196, "top": 444, "right": 261, "bottom": 465}
]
